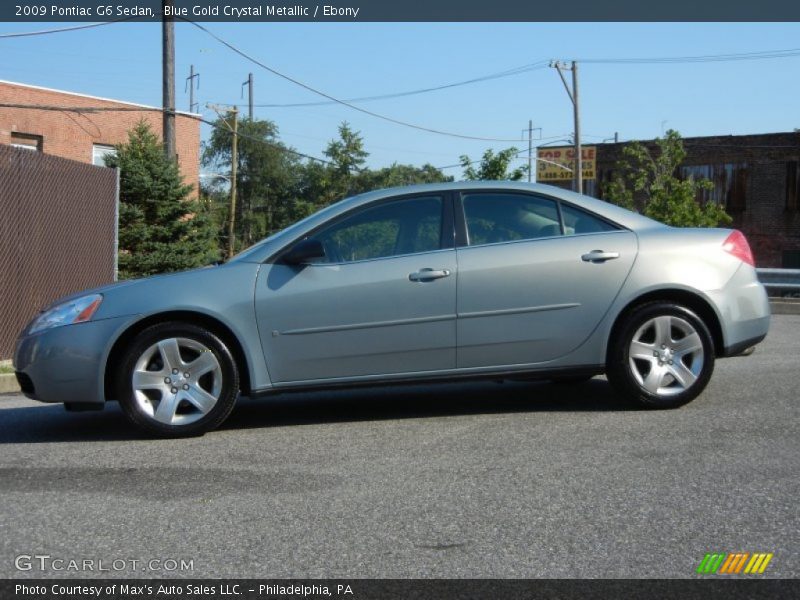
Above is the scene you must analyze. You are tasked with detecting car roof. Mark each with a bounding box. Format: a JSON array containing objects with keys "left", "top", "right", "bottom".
[{"left": 232, "top": 181, "right": 663, "bottom": 263}]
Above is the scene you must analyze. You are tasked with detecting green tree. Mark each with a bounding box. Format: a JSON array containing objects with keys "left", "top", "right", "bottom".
[
  {"left": 460, "top": 147, "right": 527, "bottom": 181},
  {"left": 106, "top": 121, "right": 219, "bottom": 279},
  {"left": 603, "top": 130, "right": 732, "bottom": 227},
  {"left": 323, "top": 121, "right": 369, "bottom": 201},
  {"left": 360, "top": 162, "right": 453, "bottom": 189},
  {"left": 203, "top": 117, "right": 302, "bottom": 248}
]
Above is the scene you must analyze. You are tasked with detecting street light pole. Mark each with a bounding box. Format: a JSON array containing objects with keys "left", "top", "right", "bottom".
[
  {"left": 550, "top": 60, "right": 582, "bottom": 193},
  {"left": 572, "top": 61, "right": 582, "bottom": 195}
]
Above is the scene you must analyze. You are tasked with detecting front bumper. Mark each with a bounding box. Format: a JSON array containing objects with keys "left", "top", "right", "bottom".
[{"left": 13, "top": 315, "right": 135, "bottom": 406}]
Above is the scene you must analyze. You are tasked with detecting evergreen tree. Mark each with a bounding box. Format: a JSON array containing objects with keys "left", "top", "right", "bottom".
[{"left": 106, "top": 121, "right": 219, "bottom": 279}]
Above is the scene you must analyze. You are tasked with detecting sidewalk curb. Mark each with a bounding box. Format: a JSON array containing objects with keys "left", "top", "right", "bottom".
[
  {"left": 770, "top": 299, "right": 800, "bottom": 315},
  {"left": 0, "top": 373, "right": 20, "bottom": 394}
]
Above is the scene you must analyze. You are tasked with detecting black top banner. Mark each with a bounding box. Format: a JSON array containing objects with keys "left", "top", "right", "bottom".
[
  {"left": 3, "top": 0, "right": 800, "bottom": 22},
  {"left": 3, "top": 579, "right": 800, "bottom": 600}
]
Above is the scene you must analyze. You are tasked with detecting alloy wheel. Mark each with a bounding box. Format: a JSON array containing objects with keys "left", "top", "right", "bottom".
[
  {"left": 131, "top": 337, "right": 223, "bottom": 425},
  {"left": 627, "top": 315, "right": 705, "bottom": 397}
]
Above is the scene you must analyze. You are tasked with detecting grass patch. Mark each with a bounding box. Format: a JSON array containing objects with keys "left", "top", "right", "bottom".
[{"left": 0, "top": 364, "right": 14, "bottom": 374}]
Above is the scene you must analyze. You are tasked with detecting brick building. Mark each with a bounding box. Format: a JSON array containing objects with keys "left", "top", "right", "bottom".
[
  {"left": 0, "top": 79, "right": 200, "bottom": 193},
  {"left": 547, "top": 132, "right": 800, "bottom": 268}
]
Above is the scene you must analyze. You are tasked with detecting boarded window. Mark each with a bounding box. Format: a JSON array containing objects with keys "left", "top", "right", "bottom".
[
  {"left": 679, "top": 163, "right": 748, "bottom": 212},
  {"left": 787, "top": 161, "right": 799, "bottom": 211}
]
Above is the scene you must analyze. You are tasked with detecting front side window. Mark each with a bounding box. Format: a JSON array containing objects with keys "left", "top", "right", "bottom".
[
  {"left": 311, "top": 195, "right": 443, "bottom": 263},
  {"left": 462, "top": 193, "right": 561, "bottom": 246}
]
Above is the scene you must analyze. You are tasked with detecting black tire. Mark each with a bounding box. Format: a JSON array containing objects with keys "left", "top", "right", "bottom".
[
  {"left": 117, "top": 321, "right": 239, "bottom": 437},
  {"left": 606, "top": 302, "right": 715, "bottom": 409}
]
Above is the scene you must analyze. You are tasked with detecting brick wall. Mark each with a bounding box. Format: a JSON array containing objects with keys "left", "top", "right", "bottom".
[
  {"left": 0, "top": 80, "right": 200, "bottom": 195},
  {"left": 549, "top": 132, "right": 800, "bottom": 267}
]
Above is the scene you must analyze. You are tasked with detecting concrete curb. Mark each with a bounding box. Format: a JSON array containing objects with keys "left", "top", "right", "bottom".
[
  {"left": 770, "top": 299, "right": 800, "bottom": 315},
  {"left": 0, "top": 373, "right": 20, "bottom": 394}
]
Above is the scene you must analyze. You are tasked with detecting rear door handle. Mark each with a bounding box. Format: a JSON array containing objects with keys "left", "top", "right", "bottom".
[
  {"left": 581, "top": 250, "right": 620, "bottom": 263},
  {"left": 409, "top": 268, "right": 451, "bottom": 282}
]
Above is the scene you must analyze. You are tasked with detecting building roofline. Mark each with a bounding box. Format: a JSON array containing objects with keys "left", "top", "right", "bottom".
[
  {"left": 0, "top": 79, "right": 202, "bottom": 117},
  {"left": 594, "top": 130, "right": 800, "bottom": 146}
]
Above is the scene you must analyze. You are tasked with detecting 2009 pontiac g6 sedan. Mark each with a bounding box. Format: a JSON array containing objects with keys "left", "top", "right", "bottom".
[{"left": 14, "top": 182, "right": 770, "bottom": 436}]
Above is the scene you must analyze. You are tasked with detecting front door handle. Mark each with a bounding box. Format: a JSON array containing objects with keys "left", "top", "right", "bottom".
[
  {"left": 409, "top": 268, "right": 451, "bottom": 282},
  {"left": 581, "top": 250, "right": 620, "bottom": 263}
]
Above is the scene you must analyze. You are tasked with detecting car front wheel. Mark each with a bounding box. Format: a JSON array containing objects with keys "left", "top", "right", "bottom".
[
  {"left": 118, "top": 322, "right": 239, "bottom": 436},
  {"left": 606, "top": 302, "right": 715, "bottom": 409}
]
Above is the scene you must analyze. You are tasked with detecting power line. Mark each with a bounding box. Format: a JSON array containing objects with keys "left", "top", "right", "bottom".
[
  {"left": 182, "top": 19, "right": 525, "bottom": 143},
  {"left": 571, "top": 48, "right": 800, "bottom": 64},
  {"left": 0, "top": 20, "right": 129, "bottom": 38},
  {"left": 218, "top": 62, "right": 550, "bottom": 108},
  {"left": 212, "top": 47, "right": 800, "bottom": 109},
  {"left": 0, "top": 102, "right": 335, "bottom": 165}
]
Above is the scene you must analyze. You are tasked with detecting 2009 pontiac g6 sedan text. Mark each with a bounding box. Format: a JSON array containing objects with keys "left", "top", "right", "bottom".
[{"left": 14, "top": 182, "right": 770, "bottom": 436}]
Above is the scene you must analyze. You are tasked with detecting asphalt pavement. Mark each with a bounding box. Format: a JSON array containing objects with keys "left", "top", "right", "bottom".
[{"left": 1, "top": 316, "right": 797, "bottom": 579}]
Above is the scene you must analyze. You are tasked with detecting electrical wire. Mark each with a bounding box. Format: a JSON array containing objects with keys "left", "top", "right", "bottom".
[
  {"left": 182, "top": 19, "right": 526, "bottom": 143},
  {"left": 0, "top": 102, "right": 335, "bottom": 165},
  {"left": 0, "top": 20, "right": 130, "bottom": 38},
  {"left": 224, "top": 62, "right": 550, "bottom": 108},
  {"left": 572, "top": 48, "right": 800, "bottom": 64}
]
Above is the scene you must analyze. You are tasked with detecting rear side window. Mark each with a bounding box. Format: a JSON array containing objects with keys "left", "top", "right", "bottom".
[
  {"left": 462, "top": 193, "right": 561, "bottom": 246},
  {"left": 561, "top": 204, "right": 619, "bottom": 235},
  {"left": 311, "top": 195, "right": 443, "bottom": 263}
]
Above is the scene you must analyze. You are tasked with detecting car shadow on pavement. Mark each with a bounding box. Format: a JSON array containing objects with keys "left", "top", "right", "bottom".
[{"left": 0, "top": 378, "right": 637, "bottom": 444}]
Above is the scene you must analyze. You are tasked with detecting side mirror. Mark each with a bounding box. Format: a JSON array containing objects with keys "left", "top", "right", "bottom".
[{"left": 282, "top": 239, "right": 325, "bottom": 265}]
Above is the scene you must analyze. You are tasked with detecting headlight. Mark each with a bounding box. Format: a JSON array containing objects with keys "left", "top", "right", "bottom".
[{"left": 29, "top": 294, "right": 103, "bottom": 334}]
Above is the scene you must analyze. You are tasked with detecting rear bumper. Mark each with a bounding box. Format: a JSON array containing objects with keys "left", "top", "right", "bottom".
[
  {"left": 709, "top": 264, "right": 771, "bottom": 357},
  {"left": 13, "top": 315, "right": 134, "bottom": 406}
]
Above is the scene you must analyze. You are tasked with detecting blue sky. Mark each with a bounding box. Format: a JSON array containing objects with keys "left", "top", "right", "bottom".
[{"left": 1, "top": 21, "right": 799, "bottom": 172}]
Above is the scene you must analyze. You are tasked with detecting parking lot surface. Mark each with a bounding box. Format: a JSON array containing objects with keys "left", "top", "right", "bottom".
[{"left": 1, "top": 316, "right": 797, "bottom": 578}]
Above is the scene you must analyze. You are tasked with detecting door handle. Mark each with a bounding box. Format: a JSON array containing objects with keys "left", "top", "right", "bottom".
[
  {"left": 581, "top": 250, "right": 620, "bottom": 263},
  {"left": 409, "top": 268, "right": 451, "bottom": 282}
]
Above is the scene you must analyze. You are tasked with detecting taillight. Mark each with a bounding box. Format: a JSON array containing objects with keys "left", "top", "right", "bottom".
[{"left": 722, "top": 230, "right": 755, "bottom": 266}]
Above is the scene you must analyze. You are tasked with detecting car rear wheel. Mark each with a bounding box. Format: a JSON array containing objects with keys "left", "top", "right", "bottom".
[
  {"left": 118, "top": 322, "right": 239, "bottom": 436},
  {"left": 606, "top": 302, "right": 715, "bottom": 409}
]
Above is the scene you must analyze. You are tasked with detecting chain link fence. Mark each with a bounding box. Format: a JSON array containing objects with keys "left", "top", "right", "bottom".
[{"left": 0, "top": 144, "right": 118, "bottom": 358}]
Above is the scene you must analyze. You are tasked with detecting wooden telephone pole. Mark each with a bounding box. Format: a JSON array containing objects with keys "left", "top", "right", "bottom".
[
  {"left": 228, "top": 107, "right": 239, "bottom": 259},
  {"left": 162, "top": 0, "right": 176, "bottom": 161}
]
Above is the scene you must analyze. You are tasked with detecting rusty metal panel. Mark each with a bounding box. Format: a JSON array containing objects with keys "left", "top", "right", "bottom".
[{"left": 0, "top": 144, "right": 117, "bottom": 358}]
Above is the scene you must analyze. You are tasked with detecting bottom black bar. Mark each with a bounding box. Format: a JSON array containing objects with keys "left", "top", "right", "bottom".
[{"left": 1, "top": 579, "right": 798, "bottom": 600}]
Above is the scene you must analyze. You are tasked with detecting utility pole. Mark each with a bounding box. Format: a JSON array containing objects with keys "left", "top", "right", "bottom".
[
  {"left": 528, "top": 120, "right": 533, "bottom": 182},
  {"left": 242, "top": 73, "right": 253, "bottom": 120},
  {"left": 521, "top": 122, "right": 542, "bottom": 183},
  {"left": 186, "top": 64, "right": 199, "bottom": 113},
  {"left": 229, "top": 107, "right": 239, "bottom": 259},
  {"left": 550, "top": 60, "right": 582, "bottom": 193},
  {"left": 162, "top": 0, "right": 176, "bottom": 161}
]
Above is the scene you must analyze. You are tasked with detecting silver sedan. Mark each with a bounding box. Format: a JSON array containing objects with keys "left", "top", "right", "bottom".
[{"left": 14, "top": 182, "right": 770, "bottom": 436}]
